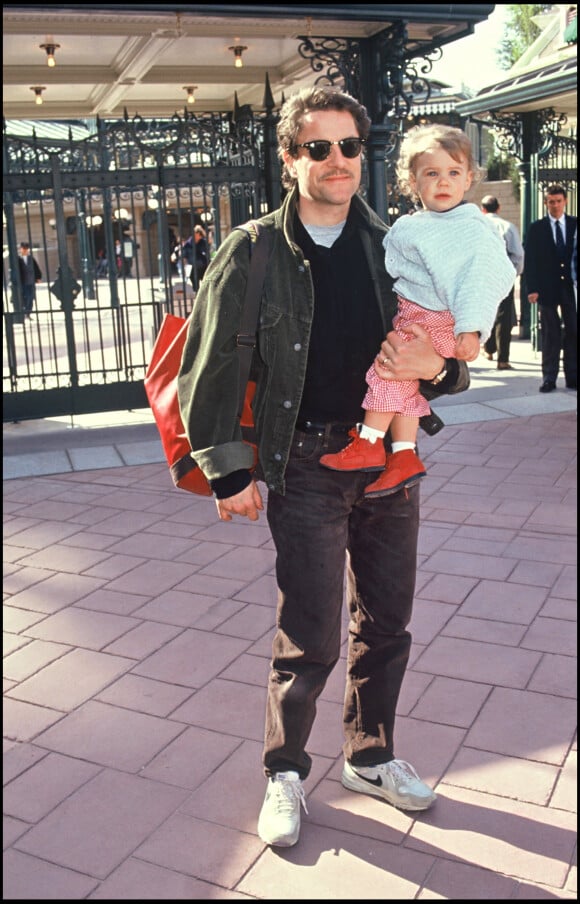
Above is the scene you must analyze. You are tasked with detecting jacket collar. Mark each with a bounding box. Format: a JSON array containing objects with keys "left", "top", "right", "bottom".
[{"left": 279, "top": 186, "right": 386, "bottom": 247}]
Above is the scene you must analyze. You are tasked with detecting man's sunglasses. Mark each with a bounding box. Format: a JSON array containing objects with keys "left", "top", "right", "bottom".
[{"left": 291, "top": 137, "right": 366, "bottom": 162}]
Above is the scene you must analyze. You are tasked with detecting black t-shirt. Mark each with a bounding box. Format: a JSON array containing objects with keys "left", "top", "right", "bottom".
[{"left": 294, "top": 208, "right": 384, "bottom": 422}]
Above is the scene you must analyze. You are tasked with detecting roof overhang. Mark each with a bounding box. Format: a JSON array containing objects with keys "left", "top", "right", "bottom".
[
  {"left": 3, "top": 3, "right": 495, "bottom": 120},
  {"left": 456, "top": 55, "right": 577, "bottom": 120}
]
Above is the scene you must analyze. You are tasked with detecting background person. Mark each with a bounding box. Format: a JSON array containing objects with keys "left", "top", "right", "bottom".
[
  {"left": 177, "top": 86, "right": 470, "bottom": 849},
  {"left": 121, "top": 231, "right": 137, "bottom": 277},
  {"left": 17, "top": 241, "right": 42, "bottom": 319},
  {"left": 95, "top": 248, "right": 108, "bottom": 277},
  {"left": 171, "top": 234, "right": 195, "bottom": 280},
  {"left": 190, "top": 224, "right": 209, "bottom": 290},
  {"left": 524, "top": 183, "right": 577, "bottom": 392},
  {"left": 114, "top": 239, "right": 123, "bottom": 277},
  {"left": 480, "top": 194, "right": 525, "bottom": 370}
]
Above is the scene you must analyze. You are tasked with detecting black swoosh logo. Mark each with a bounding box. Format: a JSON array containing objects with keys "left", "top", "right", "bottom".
[{"left": 360, "top": 774, "right": 382, "bottom": 787}]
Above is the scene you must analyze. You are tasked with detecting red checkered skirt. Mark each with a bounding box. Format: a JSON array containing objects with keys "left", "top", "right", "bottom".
[{"left": 363, "top": 297, "right": 457, "bottom": 417}]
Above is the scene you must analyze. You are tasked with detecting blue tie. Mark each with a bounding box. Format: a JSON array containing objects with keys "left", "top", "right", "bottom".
[{"left": 554, "top": 220, "right": 565, "bottom": 258}]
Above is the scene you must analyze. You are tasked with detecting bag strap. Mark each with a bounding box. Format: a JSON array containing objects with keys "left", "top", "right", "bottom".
[{"left": 233, "top": 220, "right": 272, "bottom": 420}]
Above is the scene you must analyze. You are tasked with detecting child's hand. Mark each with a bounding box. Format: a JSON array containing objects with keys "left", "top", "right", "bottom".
[{"left": 455, "top": 332, "right": 481, "bottom": 362}]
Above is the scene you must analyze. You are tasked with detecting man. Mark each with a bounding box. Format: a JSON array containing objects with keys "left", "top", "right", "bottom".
[
  {"left": 17, "top": 241, "right": 42, "bottom": 319},
  {"left": 121, "top": 232, "right": 136, "bottom": 277},
  {"left": 190, "top": 224, "right": 210, "bottom": 290},
  {"left": 177, "top": 86, "right": 469, "bottom": 848},
  {"left": 524, "top": 184, "right": 577, "bottom": 392},
  {"left": 480, "top": 195, "right": 524, "bottom": 370}
]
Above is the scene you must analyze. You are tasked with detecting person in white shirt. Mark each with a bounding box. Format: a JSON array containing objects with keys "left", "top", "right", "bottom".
[
  {"left": 480, "top": 195, "right": 524, "bottom": 370},
  {"left": 320, "top": 124, "right": 515, "bottom": 497}
]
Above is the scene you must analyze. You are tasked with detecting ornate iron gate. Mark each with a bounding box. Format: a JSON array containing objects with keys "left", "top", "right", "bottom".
[
  {"left": 489, "top": 109, "right": 577, "bottom": 347},
  {"left": 3, "top": 111, "right": 273, "bottom": 422},
  {"left": 534, "top": 131, "right": 577, "bottom": 213}
]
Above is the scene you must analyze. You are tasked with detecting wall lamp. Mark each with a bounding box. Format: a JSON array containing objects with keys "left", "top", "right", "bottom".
[
  {"left": 183, "top": 85, "right": 197, "bottom": 105},
  {"left": 39, "top": 41, "right": 61, "bottom": 67},
  {"left": 31, "top": 86, "right": 46, "bottom": 105},
  {"left": 228, "top": 44, "right": 248, "bottom": 68}
]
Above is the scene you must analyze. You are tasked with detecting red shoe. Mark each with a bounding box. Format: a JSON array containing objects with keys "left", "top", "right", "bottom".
[
  {"left": 320, "top": 429, "right": 386, "bottom": 472},
  {"left": 364, "top": 449, "right": 426, "bottom": 497}
]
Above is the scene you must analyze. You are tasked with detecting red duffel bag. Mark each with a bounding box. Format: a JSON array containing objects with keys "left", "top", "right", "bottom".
[{"left": 144, "top": 221, "right": 270, "bottom": 495}]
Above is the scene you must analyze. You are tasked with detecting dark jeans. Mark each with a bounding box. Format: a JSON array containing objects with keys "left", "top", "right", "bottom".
[
  {"left": 484, "top": 287, "right": 516, "bottom": 364},
  {"left": 538, "top": 283, "right": 577, "bottom": 384},
  {"left": 264, "top": 425, "right": 419, "bottom": 780}
]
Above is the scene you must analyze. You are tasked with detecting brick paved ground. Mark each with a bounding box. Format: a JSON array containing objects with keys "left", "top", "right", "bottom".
[{"left": 3, "top": 341, "right": 577, "bottom": 899}]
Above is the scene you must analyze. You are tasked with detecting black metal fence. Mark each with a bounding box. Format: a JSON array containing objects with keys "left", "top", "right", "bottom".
[{"left": 3, "top": 111, "right": 275, "bottom": 422}]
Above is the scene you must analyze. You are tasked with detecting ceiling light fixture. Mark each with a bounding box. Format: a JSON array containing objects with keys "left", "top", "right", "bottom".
[
  {"left": 183, "top": 85, "right": 197, "bottom": 105},
  {"left": 228, "top": 44, "right": 248, "bottom": 68},
  {"left": 31, "top": 86, "right": 46, "bottom": 105},
  {"left": 39, "top": 40, "right": 61, "bottom": 67}
]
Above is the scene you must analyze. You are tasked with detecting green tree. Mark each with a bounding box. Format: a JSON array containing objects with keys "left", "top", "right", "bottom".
[{"left": 497, "top": 4, "right": 553, "bottom": 69}]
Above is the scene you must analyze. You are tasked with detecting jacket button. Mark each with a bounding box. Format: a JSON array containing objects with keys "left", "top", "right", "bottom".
[
  {"left": 294, "top": 343, "right": 301, "bottom": 351},
  {"left": 283, "top": 400, "right": 292, "bottom": 409},
  {"left": 274, "top": 453, "right": 282, "bottom": 461}
]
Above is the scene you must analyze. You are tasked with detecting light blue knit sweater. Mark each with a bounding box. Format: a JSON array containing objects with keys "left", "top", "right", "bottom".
[{"left": 383, "top": 202, "right": 517, "bottom": 342}]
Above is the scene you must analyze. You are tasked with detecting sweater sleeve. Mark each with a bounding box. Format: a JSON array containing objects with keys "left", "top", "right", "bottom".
[{"left": 446, "top": 215, "right": 516, "bottom": 340}]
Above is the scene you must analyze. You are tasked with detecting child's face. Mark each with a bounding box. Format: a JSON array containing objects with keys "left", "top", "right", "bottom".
[{"left": 410, "top": 146, "right": 473, "bottom": 212}]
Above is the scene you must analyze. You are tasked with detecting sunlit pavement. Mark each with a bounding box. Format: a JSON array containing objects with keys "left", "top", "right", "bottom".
[{"left": 3, "top": 336, "right": 577, "bottom": 900}]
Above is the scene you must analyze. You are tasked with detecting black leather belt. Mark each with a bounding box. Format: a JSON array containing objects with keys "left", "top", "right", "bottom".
[{"left": 295, "top": 419, "right": 355, "bottom": 435}]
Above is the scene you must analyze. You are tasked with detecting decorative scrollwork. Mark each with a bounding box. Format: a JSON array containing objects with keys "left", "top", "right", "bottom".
[
  {"left": 412, "top": 46, "right": 444, "bottom": 77},
  {"left": 490, "top": 108, "right": 568, "bottom": 161},
  {"left": 297, "top": 36, "right": 361, "bottom": 97},
  {"left": 489, "top": 112, "right": 524, "bottom": 160},
  {"left": 376, "top": 22, "right": 436, "bottom": 123},
  {"left": 297, "top": 24, "right": 440, "bottom": 128},
  {"left": 535, "top": 108, "right": 568, "bottom": 156}
]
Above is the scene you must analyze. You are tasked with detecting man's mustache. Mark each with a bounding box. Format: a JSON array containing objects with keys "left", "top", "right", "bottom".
[{"left": 321, "top": 170, "right": 353, "bottom": 180}]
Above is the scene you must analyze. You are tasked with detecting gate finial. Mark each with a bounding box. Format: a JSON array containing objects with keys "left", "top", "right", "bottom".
[{"left": 263, "top": 73, "right": 275, "bottom": 111}]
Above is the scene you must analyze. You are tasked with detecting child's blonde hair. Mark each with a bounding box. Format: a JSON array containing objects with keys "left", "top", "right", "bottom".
[{"left": 396, "top": 124, "right": 484, "bottom": 201}]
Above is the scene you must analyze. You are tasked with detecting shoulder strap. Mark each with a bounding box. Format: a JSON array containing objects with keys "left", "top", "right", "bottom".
[{"left": 233, "top": 221, "right": 272, "bottom": 420}]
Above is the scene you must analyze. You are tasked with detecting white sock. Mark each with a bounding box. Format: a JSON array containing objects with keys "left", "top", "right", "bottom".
[
  {"left": 359, "top": 425, "right": 386, "bottom": 444},
  {"left": 391, "top": 441, "right": 416, "bottom": 454}
]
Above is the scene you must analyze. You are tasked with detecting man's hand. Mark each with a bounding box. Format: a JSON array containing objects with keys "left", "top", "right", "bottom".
[
  {"left": 215, "top": 481, "right": 264, "bottom": 522},
  {"left": 528, "top": 293, "right": 539, "bottom": 305},
  {"left": 375, "top": 323, "right": 445, "bottom": 381}
]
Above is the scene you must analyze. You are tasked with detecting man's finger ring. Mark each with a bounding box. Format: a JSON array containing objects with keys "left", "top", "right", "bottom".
[{"left": 382, "top": 357, "right": 390, "bottom": 365}]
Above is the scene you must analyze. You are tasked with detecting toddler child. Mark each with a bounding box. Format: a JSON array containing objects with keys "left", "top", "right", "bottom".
[{"left": 320, "top": 124, "right": 517, "bottom": 496}]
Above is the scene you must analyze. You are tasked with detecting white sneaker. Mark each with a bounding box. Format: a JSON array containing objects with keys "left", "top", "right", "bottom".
[
  {"left": 342, "top": 758, "right": 436, "bottom": 811},
  {"left": 257, "top": 771, "right": 308, "bottom": 847}
]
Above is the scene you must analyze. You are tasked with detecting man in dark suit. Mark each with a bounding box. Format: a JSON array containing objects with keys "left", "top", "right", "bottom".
[
  {"left": 524, "top": 184, "right": 577, "bottom": 392},
  {"left": 17, "top": 242, "right": 42, "bottom": 319}
]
